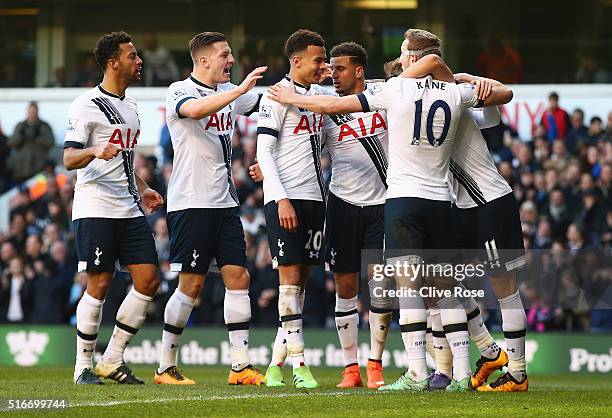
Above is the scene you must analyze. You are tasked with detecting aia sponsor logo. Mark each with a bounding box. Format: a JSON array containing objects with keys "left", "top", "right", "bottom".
[
  {"left": 338, "top": 112, "right": 387, "bottom": 141},
  {"left": 293, "top": 113, "right": 324, "bottom": 135},
  {"left": 109, "top": 128, "right": 140, "bottom": 149},
  {"left": 204, "top": 112, "right": 233, "bottom": 132}
]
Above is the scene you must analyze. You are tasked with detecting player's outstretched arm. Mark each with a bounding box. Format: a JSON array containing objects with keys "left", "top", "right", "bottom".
[
  {"left": 267, "top": 81, "right": 363, "bottom": 115},
  {"left": 179, "top": 66, "right": 267, "bottom": 119},
  {"left": 63, "top": 143, "right": 120, "bottom": 170},
  {"left": 399, "top": 54, "right": 455, "bottom": 83},
  {"left": 455, "top": 73, "right": 513, "bottom": 106}
]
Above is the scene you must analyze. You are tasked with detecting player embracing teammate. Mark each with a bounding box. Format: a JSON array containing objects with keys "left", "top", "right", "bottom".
[{"left": 267, "top": 28, "right": 527, "bottom": 392}]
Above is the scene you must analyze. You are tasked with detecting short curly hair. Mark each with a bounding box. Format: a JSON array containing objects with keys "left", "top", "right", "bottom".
[
  {"left": 284, "top": 29, "right": 325, "bottom": 58},
  {"left": 330, "top": 42, "right": 368, "bottom": 68},
  {"left": 93, "top": 31, "right": 132, "bottom": 71}
]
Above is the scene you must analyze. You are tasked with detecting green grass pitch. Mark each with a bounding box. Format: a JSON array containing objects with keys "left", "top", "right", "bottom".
[{"left": 1, "top": 366, "right": 611, "bottom": 417}]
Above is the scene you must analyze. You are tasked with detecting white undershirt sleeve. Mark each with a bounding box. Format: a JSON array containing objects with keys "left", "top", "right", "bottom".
[
  {"left": 470, "top": 106, "right": 501, "bottom": 129},
  {"left": 256, "top": 133, "right": 288, "bottom": 202}
]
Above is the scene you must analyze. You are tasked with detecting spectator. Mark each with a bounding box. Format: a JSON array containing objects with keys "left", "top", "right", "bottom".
[
  {"left": 606, "top": 111, "right": 612, "bottom": 141},
  {"left": 533, "top": 217, "right": 552, "bottom": 249},
  {"left": 583, "top": 146, "right": 602, "bottom": 180},
  {"left": 24, "top": 234, "right": 50, "bottom": 269},
  {"left": 574, "top": 53, "right": 609, "bottom": 83},
  {"left": 0, "top": 257, "right": 33, "bottom": 323},
  {"left": 28, "top": 242, "right": 71, "bottom": 324},
  {"left": 544, "top": 139, "right": 572, "bottom": 173},
  {"left": 73, "top": 56, "right": 99, "bottom": 87},
  {"left": 540, "top": 92, "right": 571, "bottom": 142},
  {"left": 512, "top": 142, "right": 537, "bottom": 182},
  {"left": 545, "top": 188, "right": 573, "bottom": 240},
  {"left": 597, "top": 163, "right": 611, "bottom": 199},
  {"left": 153, "top": 217, "right": 170, "bottom": 263},
  {"left": 544, "top": 168, "right": 559, "bottom": 192},
  {"left": 67, "top": 274, "right": 87, "bottom": 326},
  {"left": 240, "top": 204, "right": 264, "bottom": 236},
  {"left": 475, "top": 35, "right": 524, "bottom": 84},
  {"left": 0, "top": 242, "right": 17, "bottom": 271},
  {"left": 45, "top": 67, "right": 67, "bottom": 87},
  {"left": 159, "top": 123, "right": 173, "bottom": 165},
  {"left": 565, "top": 109, "right": 589, "bottom": 153},
  {"left": 0, "top": 123, "right": 11, "bottom": 192},
  {"left": 0, "top": 62, "right": 28, "bottom": 87},
  {"left": 49, "top": 240, "right": 75, "bottom": 285},
  {"left": 533, "top": 137, "right": 550, "bottom": 166},
  {"left": 566, "top": 223, "right": 587, "bottom": 252},
  {"left": 142, "top": 35, "right": 179, "bottom": 87},
  {"left": 251, "top": 238, "right": 278, "bottom": 325},
  {"left": 575, "top": 190, "right": 607, "bottom": 245},
  {"left": 588, "top": 116, "right": 605, "bottom": 143},
  {"left": 8, "top": 212, "right": 28, "bottom": 250},
  {"left": 7, "top": 102, "right": 55, "bottom": 182}
]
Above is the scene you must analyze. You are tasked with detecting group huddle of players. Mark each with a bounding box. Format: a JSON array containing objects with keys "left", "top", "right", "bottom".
[{"left": 63, "top": 27, "right": 529, "bottom": 393}]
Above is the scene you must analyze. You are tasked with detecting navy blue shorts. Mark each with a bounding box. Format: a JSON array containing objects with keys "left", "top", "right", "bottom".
[
  {"left": 265, "top": 199, "right": 325, "bottom": 268},
  {"left": 325, "top": 192, "right": 384, "bottom": 273},
  {"left": 384, "top": 197, "right": 452, "bottom": 262},
  {"left": 75, "top": 216, "right": 158, "bottom": 273},
  {"left": 451, "top": 192, "right": 526, "bottom": 272},
  {"left": 167, "top": 207, "right": 246, "bottom": 275}
]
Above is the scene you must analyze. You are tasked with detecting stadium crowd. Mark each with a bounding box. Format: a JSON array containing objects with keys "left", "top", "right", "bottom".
[{"left": 0, "top": 92, "right": 610, "bottom": 333}]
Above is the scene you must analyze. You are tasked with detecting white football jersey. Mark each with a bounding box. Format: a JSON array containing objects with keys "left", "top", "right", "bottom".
[
  {"left": 257, "top": 76, "right": 326, "bottom": 204},
  {"left": 449, "top": 109, "right": 512, "bottom": 208},
  {"left": 165, "top": 75, "right": 260, "bottom": 211},
  {"left": 322, "top": 88, "right": 388, "bottom": 206},
  {"left": 64, "top": 86, "right": 143, "bottom": 220},
  {"left": 359, "top": 76, "right": 480, "bottom": 201}
]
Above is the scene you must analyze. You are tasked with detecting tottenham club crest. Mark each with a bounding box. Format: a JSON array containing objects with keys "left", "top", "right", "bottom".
[
  {"left": 94, "top": 247, "right": 102, "bottom": 266},
  {"left": 277, "top": 239, "right": 285, "bottom": 257},
  {"left": 191, "top": 250, "right": 200, "bottom": 268},
  {"left": 330, "top": 248, "right": 337, "bottom": 265}
]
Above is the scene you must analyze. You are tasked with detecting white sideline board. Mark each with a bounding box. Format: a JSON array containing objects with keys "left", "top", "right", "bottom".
[{"left": 0, "top": 84, "right": 611, "bottom": 146}]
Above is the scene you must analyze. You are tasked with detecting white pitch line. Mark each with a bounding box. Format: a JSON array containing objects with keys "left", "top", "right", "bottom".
[{"left": 69, "top": 390, "right": 370, "bottom": 408}]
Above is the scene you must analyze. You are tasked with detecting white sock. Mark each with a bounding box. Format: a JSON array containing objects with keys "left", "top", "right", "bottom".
[
  {"left": 438, "top": 297, "right": 471, "bottom": 381},
  {"left": 463, "top": 297, "right": 499, "bottom": 359},
  {"left": 368, "top": 308, "right": 392, "bottom": 361},
  {"left": 279, "top": 285, "right": 305, "bottom": 369},
  {"left": 102, "top": 288, "right": 152, "bottom": 365},
  {"left": 399, "top": 303, "right": 428, "bottom": 382},
  {"left": 224, "top": 289, "right": 251, "bottom": 371},
  {"left": 335, "top": 295, "right": 359, "bottom": 366},
  {"left": 499, "top": 290, "right": 527, "bottom": 381},
  {"left": 270, "top": 326, "right": 288, "bottom": 367},
  {"left": 430, "top": 308, "right": 452, "bottom": 377},
  {"left": 75, "top": 292, "right": 104, "bottom": 378},
  {"left": 158, "top": 289, "right": 195, "bottom": 373}
]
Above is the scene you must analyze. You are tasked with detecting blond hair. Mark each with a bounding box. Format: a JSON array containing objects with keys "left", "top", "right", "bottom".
[{"left": 404, "top": 29, "right": 441, "bottom": 56}]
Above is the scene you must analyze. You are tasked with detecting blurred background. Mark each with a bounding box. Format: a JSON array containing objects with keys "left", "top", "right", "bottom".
[
  {"left": 0, "top": 0, "right": 610, "bottom": 357},
  {"left": 1, "top": 0, "right": 612, "bottom": 87}
]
